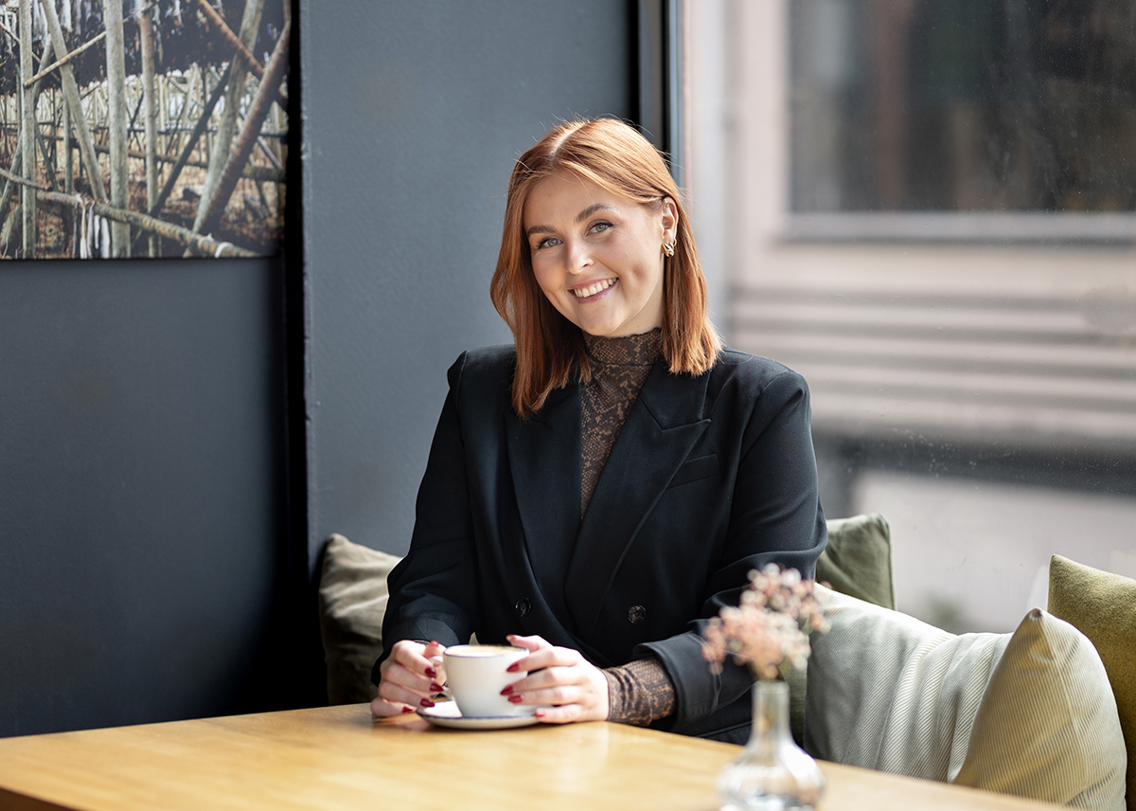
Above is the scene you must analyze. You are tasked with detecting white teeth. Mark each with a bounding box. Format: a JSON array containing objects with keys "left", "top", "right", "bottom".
[{"left": 573, "top": 279, "right": 615, "bottom": 298}]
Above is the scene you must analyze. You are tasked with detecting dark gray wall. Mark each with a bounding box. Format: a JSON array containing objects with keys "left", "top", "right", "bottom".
[
  {"left": 0, "top": 259, "right": 293, "bottom": 737},
  {"left": 301, "top": 1, "right": 634, "bottom": 560},
  {"left": 0, "top": 0, "right": 638, "bottom": 739}
]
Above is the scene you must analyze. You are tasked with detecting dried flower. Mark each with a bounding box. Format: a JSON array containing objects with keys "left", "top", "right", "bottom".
[{"left": 702, "top": 564, "right": 829, "bottom": 681}]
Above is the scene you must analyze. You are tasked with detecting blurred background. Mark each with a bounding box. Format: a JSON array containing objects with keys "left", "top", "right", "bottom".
[
  {"left": 686, "top": 0, "right": 1136, "bottom": 633},
  {"left": 5, "top": 0, "right": 1134, "bottom": 740}
]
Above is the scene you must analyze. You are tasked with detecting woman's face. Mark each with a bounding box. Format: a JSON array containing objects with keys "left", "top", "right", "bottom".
[{"left": 523, "top": 170, "right": 677, "bottom": 338}]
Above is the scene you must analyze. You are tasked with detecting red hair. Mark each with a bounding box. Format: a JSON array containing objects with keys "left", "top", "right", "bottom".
[{"left": 490, "top": 118, "right": 721, "bottom": 418}]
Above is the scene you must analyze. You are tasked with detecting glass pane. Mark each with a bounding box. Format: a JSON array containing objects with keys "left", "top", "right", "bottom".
[
  {"left": 790, "top": 0, "right": 1136, "bottom": 212},
  {"left": 685, "top": 0, "right": 1136, "bottom": 635}
]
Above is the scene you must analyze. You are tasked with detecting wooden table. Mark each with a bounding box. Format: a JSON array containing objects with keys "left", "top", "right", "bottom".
[{"left": 0, "top": 704, "right": 1061, "bottom": 811}]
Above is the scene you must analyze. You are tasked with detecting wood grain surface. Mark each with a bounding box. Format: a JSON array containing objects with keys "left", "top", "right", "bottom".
[{"left": 0, "top": 704, "right": 1061, "bottom": 811}]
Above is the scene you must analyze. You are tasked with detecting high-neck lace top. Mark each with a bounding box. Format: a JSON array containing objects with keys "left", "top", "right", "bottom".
[
  {"left": 578, "top": 328, "right": 676, "bottom": 727},
  {"left": 580, "top": 328, "right": 662, "bottom": 515}
]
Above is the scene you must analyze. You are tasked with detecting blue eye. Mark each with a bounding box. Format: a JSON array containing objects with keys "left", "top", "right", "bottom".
[
  {"left": 535, "top": 236, "right": 561, "bottom": 250},
  {"left": 591, "top": 221, "right": 612, "bottom": 234}
]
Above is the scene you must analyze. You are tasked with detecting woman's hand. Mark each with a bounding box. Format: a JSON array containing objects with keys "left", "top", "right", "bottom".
[
  {"left": 370, "top": 639, "right": 447, "bottom": 717},
  {"left": 502, "top": 634, "right": 610, "bottom": 724}
]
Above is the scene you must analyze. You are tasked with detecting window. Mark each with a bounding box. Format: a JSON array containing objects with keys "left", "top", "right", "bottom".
[
  {"left": 685, "top": 0, "right": 1136, "bottom": 634},
  {"left": 791, "top": 0, "right": 1136, "bottom": 215}
]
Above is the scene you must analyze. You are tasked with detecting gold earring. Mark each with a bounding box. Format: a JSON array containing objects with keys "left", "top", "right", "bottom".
[{"left": 663, "top": 242, "right": 675, "bottom": 258}]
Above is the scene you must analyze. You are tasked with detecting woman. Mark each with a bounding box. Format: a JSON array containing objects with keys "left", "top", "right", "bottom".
[{"left": 371, "top": 118, "right": 825, "bottom": 742}]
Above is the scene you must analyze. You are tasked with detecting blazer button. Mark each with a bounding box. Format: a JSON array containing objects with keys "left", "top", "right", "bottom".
[
  {"left": 515, "top": 597, "right": 532, "bottom": 618},
  {"left": 627, "top": 605, "right": 647, "bottom": 624}
]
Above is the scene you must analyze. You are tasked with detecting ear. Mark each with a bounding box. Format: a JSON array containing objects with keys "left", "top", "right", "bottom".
[{"left": 660, "top": 197, "right": 679, "bottom": 245}]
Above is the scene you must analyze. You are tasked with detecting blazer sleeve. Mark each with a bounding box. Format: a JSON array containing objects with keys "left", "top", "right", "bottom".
[
  {"left": 637, "top": 368, "right": 827, "bottom": 733},
  {"left": 371, "top": 353, "right": 481, "bottom": 682}
]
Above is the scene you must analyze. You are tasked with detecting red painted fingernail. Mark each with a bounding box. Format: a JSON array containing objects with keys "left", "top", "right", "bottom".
[
  {"left": 430, "top": 682, "right": 444, "bottom": 693},
  {"left": 420, "top": 698, "right": 435, "bottom": 708},
  {"left": 500, "top": 685, "right": 513, "bottom": 696},
  {"left": 424, "top": 667, "right": 437, "bottom": 679},
  {"left": 506, "top": 663, "right": 520, "bottom": 672},
  {"left": 534, "top": 710, "right": 545, "bottom": 719},
  {"left": 508, "top": 694, "right": 524, "bottom": 704},
  {"left": 401, "top": 706, "right": 414, "bottom": 714}
]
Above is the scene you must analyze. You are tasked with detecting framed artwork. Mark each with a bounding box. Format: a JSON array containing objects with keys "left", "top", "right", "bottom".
[{"left": 0, "top": 0, "right": 289, "bottom": 259}]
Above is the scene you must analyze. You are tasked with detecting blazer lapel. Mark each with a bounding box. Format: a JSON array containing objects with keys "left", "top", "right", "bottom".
[
  {"left": 563, "top": 360, "right": 711, "bottom": 637},
  {"left": 505, "top": 381, "right": 582, "bottom": 622}
]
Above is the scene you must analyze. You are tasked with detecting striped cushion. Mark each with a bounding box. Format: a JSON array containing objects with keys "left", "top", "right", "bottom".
[
  {"left": 788, "top": 513, "right": 896, "bottom": 744},
  {"left": 806, "top": 587, "right": 1125, "bottom": 810},
  {"left": 804, "top": 587, "right": 1005, "bottom": 780}
]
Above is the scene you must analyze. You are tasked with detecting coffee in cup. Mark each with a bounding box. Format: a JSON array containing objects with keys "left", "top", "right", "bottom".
[{"left": 440, "top": 645, "right": 530, "bottom": 718}]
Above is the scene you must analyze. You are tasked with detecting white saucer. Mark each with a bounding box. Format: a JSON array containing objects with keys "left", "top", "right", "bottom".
[{"left": 418, "top": 700, "right": 540, "bottom": 730}]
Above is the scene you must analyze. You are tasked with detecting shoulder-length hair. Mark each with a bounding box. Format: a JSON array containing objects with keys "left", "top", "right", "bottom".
[{"left": 490, "top": 117, "right": 722, "bottom": 418}]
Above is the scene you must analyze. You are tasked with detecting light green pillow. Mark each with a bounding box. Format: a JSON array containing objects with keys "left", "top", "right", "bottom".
[
  {"left": 805, "top": 585, "right": 1004, "bottom": 782},
  {"left": 317, "top": 534, "right": 402, "bottom": 704},
  {"left": 789, "top": 513, "right": 895, "bottom": 744},
  {"left": 1048, "top": 555, "right": 1136, "bottom": 811}
]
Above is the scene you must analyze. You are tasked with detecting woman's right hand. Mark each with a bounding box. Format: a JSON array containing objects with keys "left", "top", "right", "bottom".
[{"left": 370, "top": 639, "right": 447, "bottom": 717}]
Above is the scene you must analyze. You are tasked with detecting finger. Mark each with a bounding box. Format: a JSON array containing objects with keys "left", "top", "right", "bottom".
[
  {"left": 501, "top": 660, "right": 573, "bottom": 693},
  {"left": 505, "top": 666, "right": 594, "bottom": 704},
  {"left": 506, "top": 681, "right": 580, "bottom": 707},
  {"left": 505, "top": 644, "right": 584, "bottom": 678},
  {"left": 369, "top": 695, "right": 415, "bottom": 717},
  {"left": 533, "top": 704, "right": 584, "bottom": 725},
  {"left": 386, "top": 643, "right": 447, "bottom": 690},
  {"left": 378, "top": 678, "right": 443, "bottom": 710},
  {"left": 390, "top": 640, "right": 439, "bottom": 675},
  {"left": 506, "top": 633, "right": 552, "bottom": 653},
  {"left": 502, "top": 635, "right": 557, "bottom": 678},
  {"left": 514, "top": 683, "right": 605, "bottom": 723},
  {"left": 381, "top": 662, "right": 443, "bottom": 698},
  {"left": 422, "top": 640, "right": 447, "bottom": 660},
  {"left": 421, "top": 640, "right": 448, "bottom": 682}
]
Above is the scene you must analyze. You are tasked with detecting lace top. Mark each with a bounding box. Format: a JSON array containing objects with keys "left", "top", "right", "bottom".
[
  {"left": 578, "top": 328, "right": 676, "bottom": 726},
  {"left": 580, "top": 328, "right": 662, "bottom": 515}
]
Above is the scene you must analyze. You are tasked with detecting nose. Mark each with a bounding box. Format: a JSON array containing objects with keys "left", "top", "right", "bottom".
[{"left": 563, "top": 239, "right": 592, "bottom": 275}]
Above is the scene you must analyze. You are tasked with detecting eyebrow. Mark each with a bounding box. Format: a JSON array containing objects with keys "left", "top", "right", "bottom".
[{"left": 525, "top": 203, "right": 617, "bottom": 238}]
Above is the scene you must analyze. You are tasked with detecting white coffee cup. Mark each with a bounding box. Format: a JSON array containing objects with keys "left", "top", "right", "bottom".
[{"left": 439, "top": 644, "right": 531, "bottom": 718}]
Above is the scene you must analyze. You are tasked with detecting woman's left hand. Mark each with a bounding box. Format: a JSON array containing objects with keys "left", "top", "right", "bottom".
[{"left": 503, "top": 634, "right": 610, "bottom": 723}]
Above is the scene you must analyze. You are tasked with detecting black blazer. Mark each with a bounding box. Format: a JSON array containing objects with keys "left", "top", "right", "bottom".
[{"left": 376, "top": 345, "right": 826, "bottom": 742}]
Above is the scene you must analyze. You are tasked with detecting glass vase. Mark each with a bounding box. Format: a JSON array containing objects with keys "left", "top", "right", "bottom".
[{"left": 717, "top": 679, "right": 825, "bottom": 811}]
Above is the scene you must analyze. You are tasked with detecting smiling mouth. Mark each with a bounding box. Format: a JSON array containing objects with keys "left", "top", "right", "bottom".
[{"left": 572, "top": 279, "right": 616, "bottom": 298}]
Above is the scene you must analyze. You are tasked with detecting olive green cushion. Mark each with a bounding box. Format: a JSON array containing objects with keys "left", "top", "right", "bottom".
[
  {"left": 1049, "top": 555, "right": 1136, "bottom": 811},
  {"left": 817, "top": 513, "right": 896, "bottom": 610},
  {"left": 317, "top": 534, "right": 401, "bottom": 704}
]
